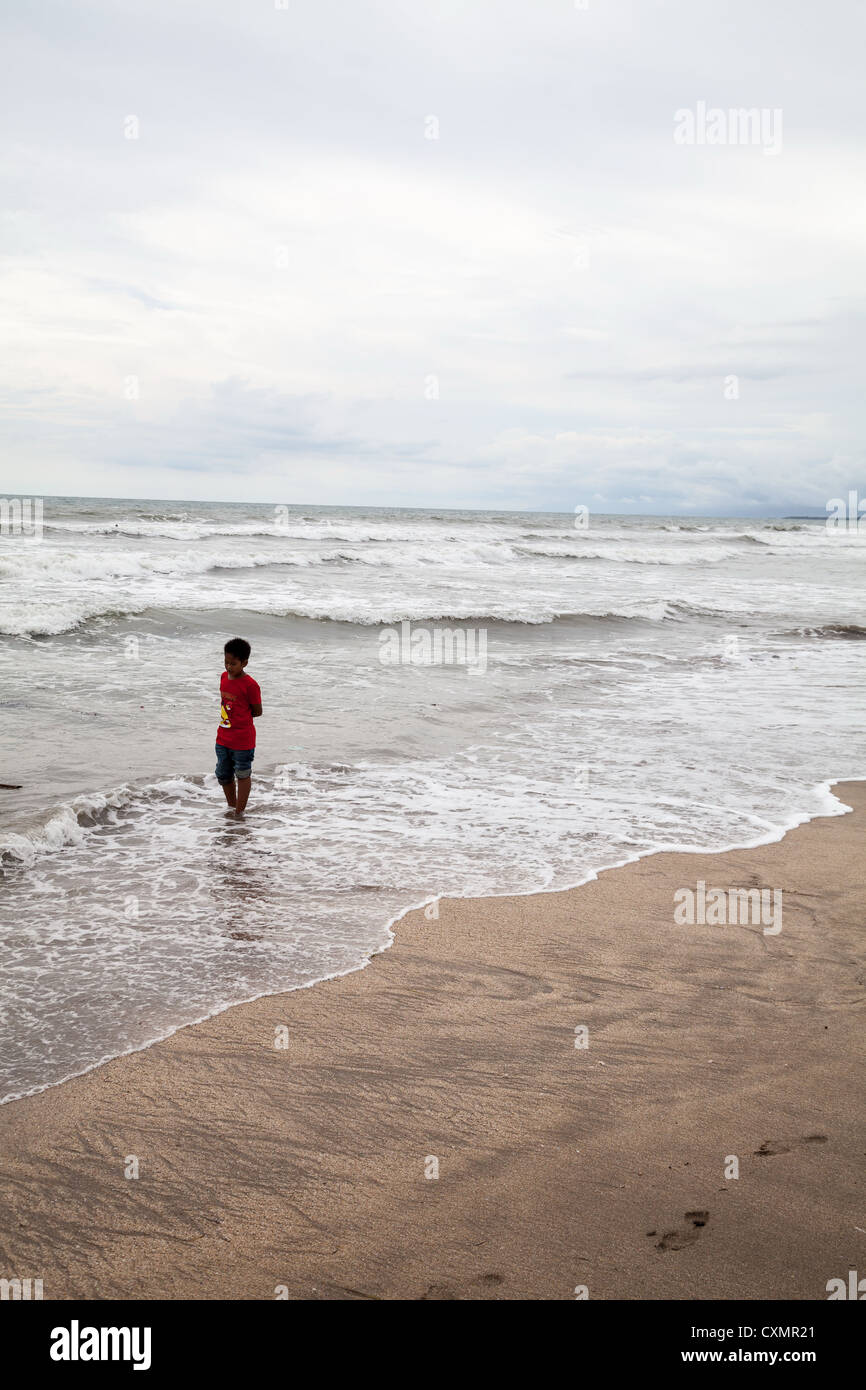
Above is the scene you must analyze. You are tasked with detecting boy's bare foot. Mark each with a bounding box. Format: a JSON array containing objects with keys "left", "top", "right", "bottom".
[
  {"left": 233, "top": 810, "right": 245, "bottom": 820},
  {"left": 224, "top": 809, "right": 237, "bottom": 818}
]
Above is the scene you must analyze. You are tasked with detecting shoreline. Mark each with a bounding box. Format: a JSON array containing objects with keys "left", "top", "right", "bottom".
[
  {"left": 0, "top": 780, "right": 863, "bottom": 1299},
  {"left": 1, "top": 777, "right": 853, "bottom": 1108}
]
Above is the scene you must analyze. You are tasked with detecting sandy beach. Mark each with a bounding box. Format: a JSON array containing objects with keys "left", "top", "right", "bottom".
[{"left": 1, "top": 780, "right": 863, "bottom": 1301}]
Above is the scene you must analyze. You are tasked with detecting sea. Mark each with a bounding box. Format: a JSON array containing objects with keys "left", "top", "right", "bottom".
[{"left": 1, "top": 496, "right": 864, "bottom": 1103}]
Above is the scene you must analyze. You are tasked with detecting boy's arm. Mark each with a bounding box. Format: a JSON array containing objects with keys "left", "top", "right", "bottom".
[{"left": 251, "top": 702, "right": 263, "bottom": 718}]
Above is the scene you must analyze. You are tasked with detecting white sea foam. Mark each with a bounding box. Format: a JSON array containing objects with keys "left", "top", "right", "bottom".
[
  {"left": 516, "top": 541, "right": 744, "bottom": 564},
  {"left": 0, "top": 778, "right": 208, "bottom": 868}
]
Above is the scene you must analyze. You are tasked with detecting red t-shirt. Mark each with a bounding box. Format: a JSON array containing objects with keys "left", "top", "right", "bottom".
[{"left": 217, "top": 672, "right": 261, "bottom": 749}]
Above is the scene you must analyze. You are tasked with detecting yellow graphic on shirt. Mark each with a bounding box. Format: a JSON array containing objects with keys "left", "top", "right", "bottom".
[{"left": 219, "top": 697, "right": 232, "bottom": 728}]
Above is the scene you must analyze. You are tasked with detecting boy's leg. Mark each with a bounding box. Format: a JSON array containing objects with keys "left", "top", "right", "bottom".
[
  {"left": 235, "top": 774, "right": 251, "bottom": 816},
  {"left": 232, "top": 749, "right": 254, "bottom": 816},
  {"left": 221, "top": 779, "right": 237, "bottom": 809},
  {"left": 215, "top": 743, "right": 236, "bottom": 808}
]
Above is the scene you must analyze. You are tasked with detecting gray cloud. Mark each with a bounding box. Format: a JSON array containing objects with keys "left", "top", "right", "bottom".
[{"left": 1, "top": 0, "right": 864, "bottom": 513}]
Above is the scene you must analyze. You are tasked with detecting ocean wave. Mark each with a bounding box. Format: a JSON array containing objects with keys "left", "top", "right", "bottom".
[
  {"left": 41, "top": 519, "right": 523, "bottom": 543},
  {"left": 515, "top": 542, "right": 741, "bottom": 565},
  {"left": 726, "top": 529, "right": 866, "bottom": 550},
  {"left": 1, "top": 587, "right": 750, "bottom": 637},
  {"left": 515, "top": 546, "right": 603, "bottom": 562},
  {"left": 1, "top": 601, "right": 147, "bottom": 637},
  {"left": 664, "top": 529, "right": 775, "bottom": 546},
  {"left": 658, "top": 524, "right": 859, "bottom": 549},
  {"left": 0, "top": 547, "right": 226, "bottom": 582},
  {"left": 663, "top": 521, "right": 807, "bottom": 535},
  {"left": 11, "top": 536, "right": 741, "bottom": 584},
  {"left": 242, "top": 597, "right": 742, "bottom": 627},
  {"left": 519, "top": 529, "right": 573, "bottom": 539},
  {"left": 0, "top": 543, "right": 409, "bottom": 590},
  {"left": 0, "top": 778, "right": 208, "bottom": 871},
  {"left": 781, "top": 623, "right": 866, "bottom": 641}
]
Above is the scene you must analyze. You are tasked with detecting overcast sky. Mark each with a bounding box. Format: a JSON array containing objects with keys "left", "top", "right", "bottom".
[{"left": 1, "top": 0, "right": 864, "bottom": 514}]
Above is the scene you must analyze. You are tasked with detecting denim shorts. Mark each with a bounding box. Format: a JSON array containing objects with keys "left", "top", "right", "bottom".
[{"left": 215, "top": 743, "right": 255, "bottom": 783}]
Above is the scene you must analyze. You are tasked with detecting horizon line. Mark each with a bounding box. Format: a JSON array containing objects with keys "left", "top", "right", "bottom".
[{"left": 0, "top": 491, "right": 834, "bottom": 520}]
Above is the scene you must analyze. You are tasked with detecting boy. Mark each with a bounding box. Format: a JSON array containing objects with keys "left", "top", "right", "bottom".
[{"left": 215, "top": 637, "right": 262, "bottom": 819}]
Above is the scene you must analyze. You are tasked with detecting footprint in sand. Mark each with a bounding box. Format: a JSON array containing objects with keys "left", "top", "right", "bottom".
[
  {"left": 754, "top": 1134, "right": 828, "bottom": 1157},
  {"left": 651, "top": 1211, "right": 709, "bottom": 1251}
]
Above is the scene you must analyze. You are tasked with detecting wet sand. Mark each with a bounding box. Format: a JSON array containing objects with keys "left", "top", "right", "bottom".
[{"left": 1, "top": 781, "right": 863, "bottom": 1300}]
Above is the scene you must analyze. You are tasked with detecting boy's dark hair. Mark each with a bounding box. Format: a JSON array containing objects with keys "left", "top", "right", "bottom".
[{"left": 224, "top": 637, "right": 251, "bottom": 661}]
